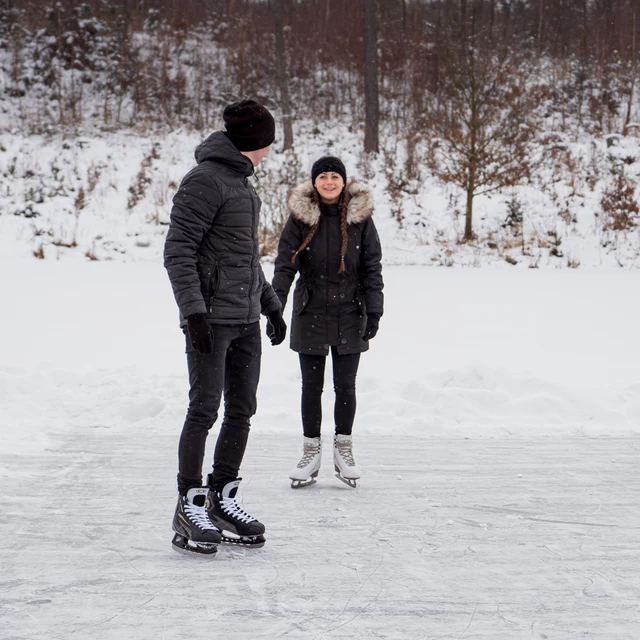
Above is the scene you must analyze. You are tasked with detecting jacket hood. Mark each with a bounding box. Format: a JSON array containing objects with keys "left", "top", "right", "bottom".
[
  {"left": 194, "top": 131, "right": 254, "bottom": 177},
  {"left": 288, "top": 179, "right": 374, "bottom": 226}
]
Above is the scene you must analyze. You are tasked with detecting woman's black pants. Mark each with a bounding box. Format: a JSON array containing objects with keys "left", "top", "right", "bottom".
[{"left": 299, "top": 347, "right": 361, "bottom": 438}]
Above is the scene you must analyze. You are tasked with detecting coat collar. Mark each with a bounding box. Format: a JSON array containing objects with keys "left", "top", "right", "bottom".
[
  {"left": 288, "top": 179, "right": 374, "bottom": 226},
  {"left": 194, "top": 131, "right": 254, "bottom": 177}
]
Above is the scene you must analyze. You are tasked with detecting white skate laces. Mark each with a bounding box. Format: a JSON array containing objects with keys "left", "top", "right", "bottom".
[
  {"left": 184, "top": 494, "right": 218, "bottom": 531},
  {"left": 220, "top": 496, "right": 255, "bottom": 524}
]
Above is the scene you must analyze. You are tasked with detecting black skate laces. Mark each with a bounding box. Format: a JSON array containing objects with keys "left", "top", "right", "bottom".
[
  {"left": 184, "top": 499, "right": 218, "bottom": 531},
  {"left": 220, "top": 496, "right": 255, "bottom": 524}
]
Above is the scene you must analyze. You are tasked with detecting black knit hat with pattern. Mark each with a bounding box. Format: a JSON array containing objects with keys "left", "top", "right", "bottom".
[
  {"left": 223, "top": 99, "right": 276, "bottom": 151},
  {"left": 311, "top": 156, "right": 347, "bottom": 185}
]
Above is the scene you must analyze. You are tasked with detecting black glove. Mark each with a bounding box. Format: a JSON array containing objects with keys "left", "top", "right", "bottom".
[
  {"left": 362, "top": 316, "right": 379, "bottom": 342},
  {"left": 266, "top": 309, "right": 287, "bottom": 346},
  {"left": 186, "top": 314, "right": 214, "bottom": 355}
]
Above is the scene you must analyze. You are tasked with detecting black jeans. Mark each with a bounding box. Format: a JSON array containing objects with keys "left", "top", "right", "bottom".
[
  {"left": 299, "top": 347, "right": 361, "bottom": 438},
  {"left": 177, "top": 322, "right": 261, "bottom": 494}
]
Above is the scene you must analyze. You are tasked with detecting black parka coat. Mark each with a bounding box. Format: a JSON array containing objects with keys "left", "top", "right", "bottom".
[
  {"left": 272, "top": 180, "right": 383, "bottom": 355},
  {"left": 164, "top": 132, "right": 281, "bottom": 325}
]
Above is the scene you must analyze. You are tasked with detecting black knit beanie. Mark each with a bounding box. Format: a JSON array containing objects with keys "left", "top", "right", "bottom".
[
  {"left": 223, "top": 99, "right": 276, "bottom": 151},
  {"left": 311, "top": 156, "right": 347, "bottom": 185}
]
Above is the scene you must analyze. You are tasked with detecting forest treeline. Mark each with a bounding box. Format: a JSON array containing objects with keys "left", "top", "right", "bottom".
[
  {"left": 1, "top": 0, "right": 639, "bottom": 241},
  {"left": 1, "top": 0, "right": 638, "bottom": 136}
]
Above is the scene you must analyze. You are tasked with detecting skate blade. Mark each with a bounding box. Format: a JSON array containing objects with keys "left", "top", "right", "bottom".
[
  {"left": 335, "top": 472, "right": 358, "bottom": 488},
  {"left": 171, "top": 534, "right": 218, "bottom": 557},
  {"left": 290, "top": 477, "right": 317, "bottom": 489},
  {"left": 220, "top": 533, "right": 266, "bottom": 548}
]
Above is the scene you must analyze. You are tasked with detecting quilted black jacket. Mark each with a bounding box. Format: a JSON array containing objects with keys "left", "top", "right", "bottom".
[{"left": 164, "top": 132, "right": 281, "bottom": 325}]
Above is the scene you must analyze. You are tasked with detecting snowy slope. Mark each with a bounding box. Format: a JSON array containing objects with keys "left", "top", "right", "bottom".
[{"left": 2, "top": 126, "right": 640, "bottom": 268}]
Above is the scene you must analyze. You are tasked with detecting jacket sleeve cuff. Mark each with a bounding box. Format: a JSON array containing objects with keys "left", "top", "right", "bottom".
[
  {"left": 261, "top": 298, "right": 282, "bottom": 316},
  {"left": 181, "top": 300, "right": 208, "bottom": 318}
]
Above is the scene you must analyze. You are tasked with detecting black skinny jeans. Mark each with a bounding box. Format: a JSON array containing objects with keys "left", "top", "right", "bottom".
[
  {"left": 299, "top": 347, "right": 361, "bottom": 438},
  {"left": 177, "top": 322, "right": 261, "bottom": 494}
]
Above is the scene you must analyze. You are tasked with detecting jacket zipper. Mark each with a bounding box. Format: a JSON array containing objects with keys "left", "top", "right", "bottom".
[
  {"left": 247, "top": 178, "right": 256, "bottom": 324},
  {"left": 325, "top": 216, "right": 330, "bottom": 345}
]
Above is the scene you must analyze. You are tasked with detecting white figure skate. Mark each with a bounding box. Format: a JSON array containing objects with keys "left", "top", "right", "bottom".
[
  {"left": 289, "top": 437, "right": 322, "bottom": 488},
  {"left": 333, "top": 434, "right": 361, "bottom": 488}
]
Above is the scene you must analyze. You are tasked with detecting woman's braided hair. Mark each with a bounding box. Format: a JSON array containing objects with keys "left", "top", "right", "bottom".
[
  {"left": 290, "top": 185, "right": 350, "bottom": 273},
  {"left": 337, "top": 189, "right": 350, "bottom": 273}
]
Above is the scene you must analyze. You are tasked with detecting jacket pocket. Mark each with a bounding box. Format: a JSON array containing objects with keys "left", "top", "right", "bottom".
[
  {"left": 208, "top": 262, "right": 220, "bottom": 310},
  {"left": 294, "top": 286, "right": 311, "bottom": 316},
  {"left": 355, "top": 288, "right": 366, "bottom": 317}
]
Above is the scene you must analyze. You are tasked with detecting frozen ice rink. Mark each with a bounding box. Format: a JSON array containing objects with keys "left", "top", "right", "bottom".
[{"left": 1, "top": 263, "right": 639, "bottom": 639}]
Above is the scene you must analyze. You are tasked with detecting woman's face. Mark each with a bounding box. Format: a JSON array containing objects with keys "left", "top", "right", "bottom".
[{"left": 314, "top": 172, "right": 344, "bottom": 204}]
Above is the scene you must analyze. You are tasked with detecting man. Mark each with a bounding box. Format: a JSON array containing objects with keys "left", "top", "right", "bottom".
[{"left": 164, "top": 99, "right": 287, "bottom": 556}]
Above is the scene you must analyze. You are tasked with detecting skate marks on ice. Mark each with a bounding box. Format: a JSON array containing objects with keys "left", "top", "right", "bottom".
[
  {"left": 2, "top": 430, "right": 640, "bottom": 639},
  {"left": 245, "top": 434, "right": 640, "bottom": 639}
]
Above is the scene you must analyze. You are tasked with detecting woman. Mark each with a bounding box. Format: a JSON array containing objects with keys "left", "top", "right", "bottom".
[{"left": 271, "top": 156, "right": 384, "bottom": 488}]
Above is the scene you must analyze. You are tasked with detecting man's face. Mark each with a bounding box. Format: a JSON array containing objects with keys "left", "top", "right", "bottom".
[{"left": 243, "top": 145, "right": 272, "bottom": 166}]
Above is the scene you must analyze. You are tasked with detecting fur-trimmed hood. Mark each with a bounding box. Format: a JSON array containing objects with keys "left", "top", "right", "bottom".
[{"left": 288, "top": 179, "right": 374, "bottom": 226}]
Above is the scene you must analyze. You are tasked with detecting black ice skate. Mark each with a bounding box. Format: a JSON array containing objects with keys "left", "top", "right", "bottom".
[
  {"left": 207, "top": 476, "right": 266, "bottom": 547},
  {"left": 171, "top": 487, "right": 222, "bottom": 557}
]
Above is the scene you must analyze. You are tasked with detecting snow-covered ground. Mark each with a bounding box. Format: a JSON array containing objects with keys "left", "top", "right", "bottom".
[
  {"left": 3, "top": 128, "right": 640, "bottom": 269},
  {"left": 2, "top": 260, "right": 639, "bottom": 639}
]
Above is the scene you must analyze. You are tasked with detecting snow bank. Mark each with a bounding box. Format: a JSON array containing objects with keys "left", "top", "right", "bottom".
[{"left": 2, "top": 261, "right": 637, "bottom": 458}]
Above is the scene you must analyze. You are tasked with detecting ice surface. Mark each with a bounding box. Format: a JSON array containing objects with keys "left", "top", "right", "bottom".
[{"left": 1, "top": 261, "right": 639, "bottom": 639}]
